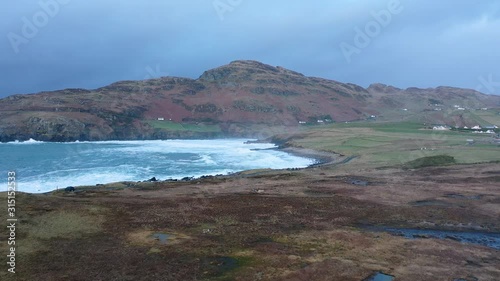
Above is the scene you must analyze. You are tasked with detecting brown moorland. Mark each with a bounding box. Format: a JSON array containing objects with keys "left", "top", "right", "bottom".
[{"left": 1, "top": 155, "right": 499, "bottom": 280}]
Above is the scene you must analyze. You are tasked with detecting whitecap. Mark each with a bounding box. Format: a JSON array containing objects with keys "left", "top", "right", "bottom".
[{"left": 3, "top": 139, "right": 315, "bottom": 193}]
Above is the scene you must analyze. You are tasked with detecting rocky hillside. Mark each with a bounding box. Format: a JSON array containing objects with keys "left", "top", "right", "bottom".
[{"left": 1, "top": 60, "right": 499, "bottom": 141}]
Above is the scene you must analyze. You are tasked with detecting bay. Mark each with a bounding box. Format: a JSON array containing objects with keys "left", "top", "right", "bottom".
[{"left": 0, "top": 139, "right": 314, "bottom": 193}]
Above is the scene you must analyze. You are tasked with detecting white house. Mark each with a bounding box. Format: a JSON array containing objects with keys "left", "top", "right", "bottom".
[
  {"left": 472, "top": 125, "right": 482, "bottom": 130},
  {"left": 157, "top": 117, "right": 165, "bottom": 121},
  {"left": 298, "top": 121, "right": 306, "bottom": 124}
]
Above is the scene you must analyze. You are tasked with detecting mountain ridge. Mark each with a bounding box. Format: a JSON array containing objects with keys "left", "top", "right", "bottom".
[{"left": 1, "top": 60, "right": 499, "bottom": 142}]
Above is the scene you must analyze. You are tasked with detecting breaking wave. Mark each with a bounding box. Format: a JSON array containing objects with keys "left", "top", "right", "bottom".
[{"left": 1, "top": 139, "right": 315, "bottom": 193}]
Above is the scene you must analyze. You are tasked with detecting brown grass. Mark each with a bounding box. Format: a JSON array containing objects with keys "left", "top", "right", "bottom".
[
  {"left": 27, "top": 211, "right": 103, "bottom": 240},
  {"left": 1, "top": 162, "right": 499, "bottom": 280}
]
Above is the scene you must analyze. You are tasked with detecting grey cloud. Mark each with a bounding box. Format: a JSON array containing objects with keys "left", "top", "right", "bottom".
[{"left": 1, "top": 0, "right": 499, "bottom": 97}]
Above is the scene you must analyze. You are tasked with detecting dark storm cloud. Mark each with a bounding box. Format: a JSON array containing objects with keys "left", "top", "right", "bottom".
[{"left": 1, "top": 0, "right": 499, "bottom": 97}]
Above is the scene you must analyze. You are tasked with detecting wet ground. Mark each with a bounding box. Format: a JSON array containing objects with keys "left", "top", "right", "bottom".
[
  {"left": 152, "top": 233, "right": 171, "bottom": 244},
  {"left": 364, "top": 226, "right": 500, "bottom": 250},
  {"left": 363, "top": 272, "right": 394, "bottom": 281}
]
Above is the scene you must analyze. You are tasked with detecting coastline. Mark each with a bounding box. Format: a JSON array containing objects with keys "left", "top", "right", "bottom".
[
  {"left": 49, "top": 143, "right": 338, "bottom": 193},
  {"left": 280, "top": 146, "right": 340, "bottom": 167},
  {"left": 7, "top": 138, "right": 328, "bottom": 193},
  {"left": 247, "top": 138, "right": 342, "bottom": 167}
]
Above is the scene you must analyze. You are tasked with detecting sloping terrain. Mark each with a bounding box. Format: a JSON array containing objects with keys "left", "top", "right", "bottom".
[
  {"left": 1, "top": 60, "right": 499, "bottom": 141},
  {"left": 2, "top": 162, "right": 499, "bottom": 281}
]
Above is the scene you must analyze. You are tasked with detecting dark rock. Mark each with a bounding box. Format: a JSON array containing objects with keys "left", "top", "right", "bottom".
[{"left": 65, "top": 186, "right": 75, "bottom": 192}]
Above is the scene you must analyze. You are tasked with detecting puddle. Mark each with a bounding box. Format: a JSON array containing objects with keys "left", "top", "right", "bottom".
[
  {"left": 444, "top": 193, "right": 482, "bottom": 200},
  {"left": 152, "top": 233, "right": 171, "bottom": 244},
  {"left": 410, "top": 200, "right": 451, "bottom": 207},
  {"left": 366, "top": 226, "right": 500, "bottom": 250},
  {"left": 363, "top": 272, "right": 394, "bottom": 281}
]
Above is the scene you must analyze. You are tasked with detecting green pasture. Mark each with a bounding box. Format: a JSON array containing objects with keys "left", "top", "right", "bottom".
[
  {"left": 292, "top": 121, "right": 499, "bottom": 168},
  {"left": 146, "top": 120, "right": 222, "bottom": 133}
]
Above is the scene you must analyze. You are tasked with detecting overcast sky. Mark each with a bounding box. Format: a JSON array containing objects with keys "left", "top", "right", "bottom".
[{"left": 1, "top": 0, "right": 499, "bottom": 98}]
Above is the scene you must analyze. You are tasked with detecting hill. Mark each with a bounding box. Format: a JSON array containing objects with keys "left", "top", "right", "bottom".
[{"left": 1, "top": 60, "right": 499, "bottom": 141}]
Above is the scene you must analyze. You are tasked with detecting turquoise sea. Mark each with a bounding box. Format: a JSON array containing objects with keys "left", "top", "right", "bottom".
[{"left": 1, "top": 139, "right": 314, "bottom": 193}]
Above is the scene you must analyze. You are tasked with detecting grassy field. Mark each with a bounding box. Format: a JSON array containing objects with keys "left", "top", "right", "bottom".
[
  {"left": 145, "top": 119, "right": 498, "bottom": 169},
  {"left": 146, "top": 120, "right": 222, "bottom": 133},
  {"left": 288, "top": 121, "right": 500, "bottom": 169}
]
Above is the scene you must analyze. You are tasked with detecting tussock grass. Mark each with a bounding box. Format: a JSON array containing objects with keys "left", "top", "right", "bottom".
[
  {"left": 27, "top": 211, "right": 103, "bottom": 239},
  {"left": 214, "top": 215, "right": 239, "bottom": 227}
]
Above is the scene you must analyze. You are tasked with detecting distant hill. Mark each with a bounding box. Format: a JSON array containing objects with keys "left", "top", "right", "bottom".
[{"left": 1, "top": 60, "right": 499, "bottom": 141}]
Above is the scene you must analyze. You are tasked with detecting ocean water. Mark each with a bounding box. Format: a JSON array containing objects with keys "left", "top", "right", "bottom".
[{"left": 0, "top": 139, "right": 315, "bottom": 193}]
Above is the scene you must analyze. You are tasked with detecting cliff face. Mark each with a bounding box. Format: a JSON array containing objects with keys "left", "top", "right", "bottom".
[{"left": 1, "top": 60, "right": 499, "bottom": 142}]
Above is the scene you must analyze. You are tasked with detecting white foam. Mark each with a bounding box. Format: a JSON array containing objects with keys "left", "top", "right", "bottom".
[
  {"left": 19, "top": 171, "right": 137, "bottom": 193},
  {"left": 3, "top": 139, "right": 315, "bottom": 193},
  {"left": 199, "top": 154, "right": 217, "bottom": 165},
  {"left": 4, "top": 138, "right": 45, "bottom": 144}
]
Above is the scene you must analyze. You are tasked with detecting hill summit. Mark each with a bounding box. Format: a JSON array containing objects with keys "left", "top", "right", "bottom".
[{"left": 0, "top": 60, "right": 499, "bottom": 141}]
